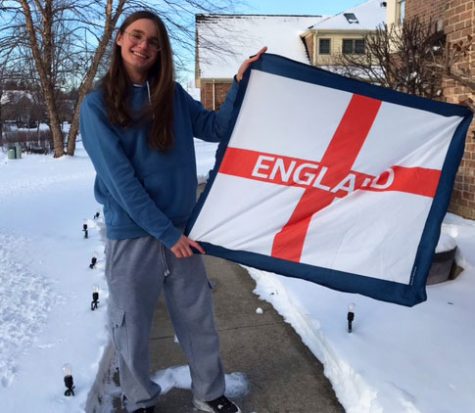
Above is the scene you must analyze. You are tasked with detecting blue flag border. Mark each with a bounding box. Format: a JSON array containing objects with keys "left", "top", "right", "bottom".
[{"left": 186, "top": 53, "right": 473, "bottom": 307}]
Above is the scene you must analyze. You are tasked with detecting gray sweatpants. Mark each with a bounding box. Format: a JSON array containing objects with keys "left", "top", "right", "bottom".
[{"left": 105, "top": 236, "right": 225, "bottom": 412}]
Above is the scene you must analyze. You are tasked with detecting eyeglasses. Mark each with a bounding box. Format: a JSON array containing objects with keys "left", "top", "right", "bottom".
[{"left": 124, "top": 30, "right": 161, "bottom": 51}]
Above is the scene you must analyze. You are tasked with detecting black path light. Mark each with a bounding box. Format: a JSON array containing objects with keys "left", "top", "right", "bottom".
[
  {"left": 91, "top": 286, "right": 99, "bottom": 311},
  {"left": 347, "top": 303, "right": 355, "bottom": 333},
  {"left": 63, "top": 364, "right": 75, "bottom": 396},
  {"left": 82, "top": 223, "right": 88, "bottom": 239},
  {"left": 89, "top": 256, "right": 97, "bottom": 269},
  {"left": 93, "top": 211, "right": 100, "bottom": 220}
]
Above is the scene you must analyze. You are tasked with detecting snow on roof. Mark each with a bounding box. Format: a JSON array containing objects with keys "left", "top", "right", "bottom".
[
  {"left": 0, "top": 90, "right": 33, "bottom": 105},
  {"left": 196, "top": 14, "right": 325, "bottom": 79},
  {"left": 310, "top": 0, "right": 386, "bottom": 31}
]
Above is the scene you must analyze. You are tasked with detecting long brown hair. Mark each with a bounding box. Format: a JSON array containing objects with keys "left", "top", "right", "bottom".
[{"left": 101, "top": 10, "right": 175, "bottom": 151}]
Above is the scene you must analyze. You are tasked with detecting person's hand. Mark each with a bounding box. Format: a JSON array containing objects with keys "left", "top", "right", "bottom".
[
  {"left": 459, "top": 97, "right": 474, "bottom": 112},
  {"left": 171, "top": 235, "right": 205, "bottom": 258},
  {"left": 236, "top": 47, "right": 268, "bottom": 82}
]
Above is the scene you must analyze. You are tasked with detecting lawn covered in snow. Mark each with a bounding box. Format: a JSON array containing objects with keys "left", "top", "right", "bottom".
[{"left": 0, "top": 141, "right": 474, "bottom": 412}]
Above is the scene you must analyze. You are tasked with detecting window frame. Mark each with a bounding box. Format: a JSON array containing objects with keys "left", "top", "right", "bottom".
[
  {"left": 354, "top": 39, "right": 365, "bottom": 54},
  {"left": 397, "top": 0, "right": 406, "bottom": 26},
  {"left": 342, "top": 38, "right": 365, "bottom": 55},
  {"left": 318, "top": 38, "right": 331, "bottom": 55}
]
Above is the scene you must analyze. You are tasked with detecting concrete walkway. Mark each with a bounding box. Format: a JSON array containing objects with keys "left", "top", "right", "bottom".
[{"left": 109, "top": 254, "right": 344, "bottom": 413}]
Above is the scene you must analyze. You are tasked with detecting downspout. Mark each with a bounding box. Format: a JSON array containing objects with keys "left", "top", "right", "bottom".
[{"left": 212, "top": 79, "right": 216, "bottom": 111}]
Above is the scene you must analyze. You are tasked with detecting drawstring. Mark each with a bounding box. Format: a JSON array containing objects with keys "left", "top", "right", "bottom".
[
  {"left": 146, "top": 80, "right": 152, "bottom": 105},
  {"left": 146, "top": 80, "right": 155, "bottom": 120},
  {"left": 160, "top": 243, "right": 171, "bottom": 280}
]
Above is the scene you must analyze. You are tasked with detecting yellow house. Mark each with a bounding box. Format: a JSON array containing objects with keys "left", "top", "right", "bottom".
[
  {"left": 386, "top": 0, "right": 406, "bottom": 28},
  {"left": 300, "top": 0, "right": 387, "bottom": 67}
]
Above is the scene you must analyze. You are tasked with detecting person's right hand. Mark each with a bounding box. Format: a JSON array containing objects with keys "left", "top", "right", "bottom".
[
  {"left": 236, "top": 47, "right": 268, "bottom": 82},
  {"left": 171, "top": 235, "right": 205, "bottom": 258}
]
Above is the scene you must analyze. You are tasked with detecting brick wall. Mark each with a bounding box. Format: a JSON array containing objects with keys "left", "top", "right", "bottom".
[
  {"left": 444, "top": 0, "right": 475, "bottom": 218},
  {"left": 200, "top": 81, "right": 233, "bottom": 111},
  {"left": 406, "top": 0, "right": 447, "bottom": 25},
  {"left": 408, "top": 0, "right": 475, "bottom": 219}
]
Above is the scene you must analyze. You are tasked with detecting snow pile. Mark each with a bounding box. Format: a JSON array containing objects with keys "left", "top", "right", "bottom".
[
  {"left": 152, "top": 367, "right": 249, "bottom": 398},
  {"left": 435, "top": 232, "right": 456, "bottom": 253}
]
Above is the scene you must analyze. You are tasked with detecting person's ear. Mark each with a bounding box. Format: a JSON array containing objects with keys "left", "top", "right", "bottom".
[{"left": 116, "top": 33, "right": 123, "bottom": 47}]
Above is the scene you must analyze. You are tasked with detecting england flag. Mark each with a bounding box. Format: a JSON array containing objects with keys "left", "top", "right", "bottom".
[{"left": 187, "top": 54, "right": 473, "bottom": 306}]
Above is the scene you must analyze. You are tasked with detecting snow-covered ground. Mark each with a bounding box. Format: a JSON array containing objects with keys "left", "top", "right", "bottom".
[{"left": 0, "top": 142, "right": 474, "bottom": 412}]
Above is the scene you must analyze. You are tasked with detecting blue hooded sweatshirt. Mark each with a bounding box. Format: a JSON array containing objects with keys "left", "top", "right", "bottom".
[{"left": 80, "top": 80, "right": 238, "bottom": 249}]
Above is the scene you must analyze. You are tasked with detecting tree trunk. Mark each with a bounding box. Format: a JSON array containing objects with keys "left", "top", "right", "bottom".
[
  {"left": 19, "top": 0, "right": 65, "bottom": 157},
  {"left": 66, "top": 110, "right": 79, "bottom": 155},
  {"left": 65, "top": 0, "right": 127, "bottom": 156},
  {"left": 48, "top": 107, "right": 64, "bottom": 157}
]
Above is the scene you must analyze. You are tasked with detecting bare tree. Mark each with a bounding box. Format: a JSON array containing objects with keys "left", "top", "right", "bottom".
[
  {"left": 441, "top": 35, "right": 474, "bottom": 89},
  {"left": 336, "top": 19, "right": 452, "bottom": 100},
  {"left": 1, "top": 0, "right": 241, "bottom": 157},
  {"left": 0, "top": 0, "right": 127, "bottom": 157},
  {"left": 439, "top": 35, "right": 474, "bottom": 112},
  {"left": 0, "top": 38, "right": 18, "bottom": 145}
]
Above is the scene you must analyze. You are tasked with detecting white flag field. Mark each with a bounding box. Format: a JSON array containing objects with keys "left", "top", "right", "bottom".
[{"left": 187, "top": 54, "right": 473, "bottom": 306}]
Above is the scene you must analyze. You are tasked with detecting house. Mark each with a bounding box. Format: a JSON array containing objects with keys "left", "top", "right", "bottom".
[
  {"left": 195, "top": 14, "right": 324, "bottom": 110},
  {"left": 387, "top": 0, "right": 475, "bottom": 219},
  {"left": 300, "top": 0, "right": 387, "bottom": 67},
  {"left": 0, "top": 90, "right": 40, "bottom": 129}
]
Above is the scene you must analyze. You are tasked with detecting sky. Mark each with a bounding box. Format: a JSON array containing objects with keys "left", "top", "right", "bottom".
[{"left": 241, "top": 0, "right": 366, "bottom": 16}]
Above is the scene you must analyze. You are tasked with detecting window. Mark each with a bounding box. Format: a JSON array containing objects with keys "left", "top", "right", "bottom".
[
  {"left": 354, "top": 39, "right": 365, "bottom": 54},
  {"left": 397, "top": 0, "right": 406, "bottom": 25},
  {"left": 342, "top": 39, "right": 365, "bottom": 55},
  {"left": 342, "top": 39, "right": 353, "bottom": 54},
  {"left": 319, "top": 39, "right": 331, "bottom": 55},
  {"left": 343, "top": 13, "right": 359, "bottom": 24}
]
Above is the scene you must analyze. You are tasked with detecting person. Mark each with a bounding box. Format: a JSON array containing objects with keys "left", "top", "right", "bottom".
[{"left": 80, "top": 9, "right": 266, "bottom": 413}]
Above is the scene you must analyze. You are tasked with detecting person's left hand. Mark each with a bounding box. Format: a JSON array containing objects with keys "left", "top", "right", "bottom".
[
  {"left": 236, "top": 47, "right": 268, "bottom": 82},
  {"left": 171, "top": 235, "right": 205, "bottom": 258}
]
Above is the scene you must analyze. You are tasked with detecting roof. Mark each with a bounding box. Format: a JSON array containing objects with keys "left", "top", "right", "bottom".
[
  {"left": 310, "top": 0, "right": 386, "bottom": 31},
  {"left": 0, "top": 90, "right": 33, "bottom": 105},
  {"left": 196, "top": 14, "right": 325, "bottom": 79}
]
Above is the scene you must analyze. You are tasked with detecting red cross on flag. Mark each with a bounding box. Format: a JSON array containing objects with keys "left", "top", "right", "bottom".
[{"left": 187, "top": 54, "right": 473, "bottom": 306}]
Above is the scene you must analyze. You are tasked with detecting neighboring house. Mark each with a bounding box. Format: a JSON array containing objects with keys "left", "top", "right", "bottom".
[
  {"left": 388, "top": 0, "right": 474, "bottom": 219},
  {"left": 195, "top": 14, "right": 324, "bottom": 109},
  {"left": 300, "top": 0, "right": 387, "bottom": 67},
  {"left": 0, "top": 90, "right": 37, "bottom": 127}
]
